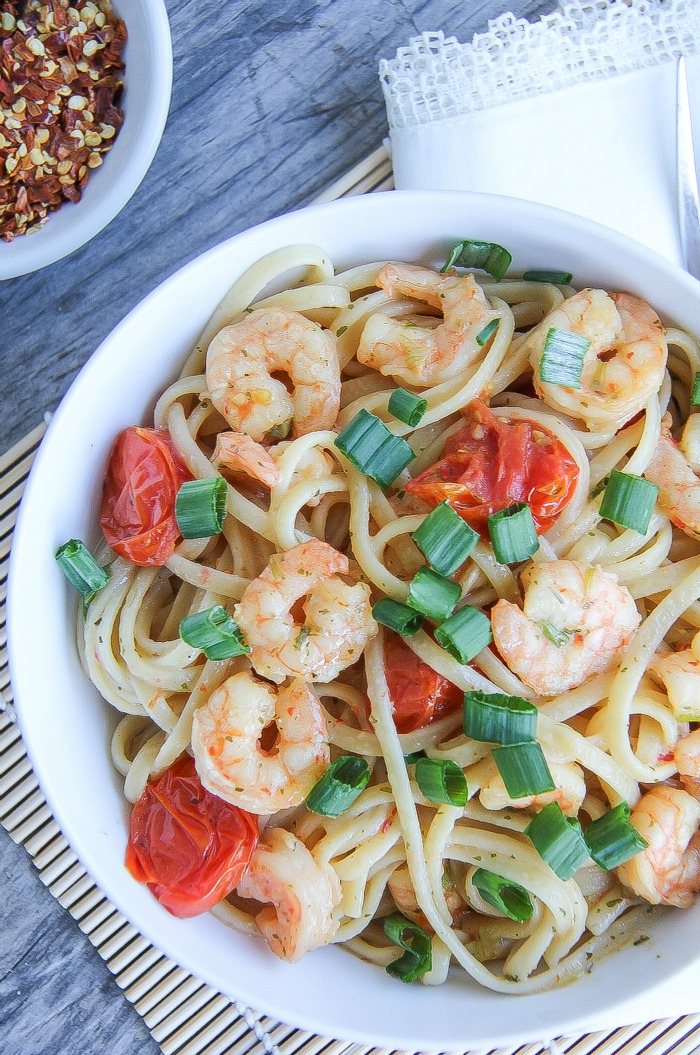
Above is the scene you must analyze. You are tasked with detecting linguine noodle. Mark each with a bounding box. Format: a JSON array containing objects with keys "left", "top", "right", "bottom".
[{"left": 79, "top": 244, "right": 700, "bottom": 992}]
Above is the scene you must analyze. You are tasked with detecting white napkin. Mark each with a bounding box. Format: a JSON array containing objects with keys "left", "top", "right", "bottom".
[
  {"left": 380, "top": 0, "right": 700, "bottom": 265},
  {"left": 378, "top": 0, "right": 700, "bottom": 1032}
]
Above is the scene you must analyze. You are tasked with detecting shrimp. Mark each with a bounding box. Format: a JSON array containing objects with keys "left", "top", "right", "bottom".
[
  {"left": 191, "top": 671, "right": 329, "bottom": 814},
  {"left": 234, "top": 538, "right": 376, "bottom": 684},
  {"left": 356, "top": 262, "right": 499, "bottom": 387},
  {"left": 525, "top": 288, "right": 667, "bottom": 432},
  {"left": 644, "top": 416, "right": 700, "bottom": 540},
  {"left": 271, "top": 441, "right": 335, "bottom": 506},
  {"left": 213, "top": 431, "right": 280, "bottom": 488},
  {"left": 480, "top": 761, "right": 586, "bottom": 817},
  {"left": 650, "top": 632, "right": 700, "bottom": 720},
  {"left": 616, "top": 785, "right": 700, "bottom": 907},
  {"left": 205, "top": 307, "right": 340, "bottom": 441},
  {"left": 491, "top": 560, "right": 641, "bottom": 696},
  {"left": 674, "top": 728, "right": 700, "bottom": 799},
  {"left": 237, "top": 827, "right": 341, "bottom": 962},
  {"left": 387, "top": 863, "right": 465, "bottom": 930}
]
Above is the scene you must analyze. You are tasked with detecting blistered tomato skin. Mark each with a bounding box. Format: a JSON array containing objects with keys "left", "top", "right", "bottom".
[
  {"left": 405, "top": 399, "right": 579, "bottom": 535},
  {"left": 125, "top": 755, "right": 259, "bottom": 918},
  {"left": 382, "top": 633, "right": 463, "bottom": 733},
  {"left": 100, "top": 426, "right": 193, "bottom": 566}
]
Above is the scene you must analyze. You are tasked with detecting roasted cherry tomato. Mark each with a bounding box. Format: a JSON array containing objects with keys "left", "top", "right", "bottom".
[
  {"left": 405, "top": 399, "right": 578, "bottom": 534},
  {"left": 383, "top": 633, "right": 463, "bottom": 733},
  {"left": 100, "top": 426, "right": 193, "bottom": 566},
  {"left": 125, "top": 754, "right": 259, "bottom": 918}
]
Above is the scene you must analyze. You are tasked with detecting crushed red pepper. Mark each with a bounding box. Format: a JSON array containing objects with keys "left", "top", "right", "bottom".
[{"left": 0, "top": 0, "right": 126, "bottom": 241}]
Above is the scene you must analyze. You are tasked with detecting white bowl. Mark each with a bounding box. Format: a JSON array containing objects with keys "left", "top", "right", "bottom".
[
  {"left": 0, "top": 0, "right": 172, "bottom": 280},
  {"left": 9, "top": 191, "right": 700, "bottom": 1050}
]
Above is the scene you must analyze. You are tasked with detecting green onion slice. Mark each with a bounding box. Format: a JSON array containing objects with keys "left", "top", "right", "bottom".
[
  {"left": 403, "top": 750, "right": 427, "bottom": 765},
  {"left": 538, "top": 327, "right": 590, "bottom": 388},
  {"left": 598, "top": 469, "right": 658, "bottom": 534},
  {"left": 434, "top": 605, "right": 492, "bottom": 664},
  {"left": 383, "top": 912, "right": 432, "bottom": 983},
  {"left": 492, "top": 741, "right": 555, "bottom": 799},
  {"left": 175, "top": 477, "right": 227, "bottom": 539},
  {"left": 463, "top": 690, "right": 537, "bottom": 745},
  {"left": 179, "top": 605, "right": 250, "bottom": 660},
  {"left": 584, "top": 802, "right": 648, "bottom": 870},
  {"left": 692, "top": 372, "right": 700, "bottom": 407},
  {"left": 412, "top": 500, "right": 478, "bottom": 576},
  {"left": 487, "top": 502, "right": 539, "bottom": 564},
  {"left": 525, "top": 802, "right": 589, "bottom": 880},
  {"left": 372, "top": 597, "right": 424, "bottom": 636},
  {"left": 388, "top": 388, "right": 428, "bottom": 427},
  {"left": 406, "top": 565, "right": 461, "bottom": 621},
  {"left": 335, "top": 409, "right": 415, "bottom": 489},
  {"left": 476, "top": 319, "right": 499, "bottom": 347},
  {"left": 306, "top": 755, "right": 371, "bottom": 816},
  {"left": 541, "top": 622, "right": 573, "bottom": 648},
  {"left": 441, "top": 239, "right": 512, "bottom": 281},
  {"left": 415, "top": 757, "right": 467, "bottom": 806},
  {"left": 55, "top": 539, "right": 111, "bottom": 605},
  {"left": 522, "top": 269, "right": 573, "bottom": 285},
  {"left": 472, "top": 868, "right": 533, "bottom": 922}
]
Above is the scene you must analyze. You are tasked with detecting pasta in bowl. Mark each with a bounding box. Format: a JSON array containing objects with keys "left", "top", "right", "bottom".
[{"left": 9, "top": 191, "right": 700, "bottom": 1049}]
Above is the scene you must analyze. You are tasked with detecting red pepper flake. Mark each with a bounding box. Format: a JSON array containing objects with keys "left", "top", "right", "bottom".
[{"left": 0, "top": 0, "right": 126, "bottom": 241}]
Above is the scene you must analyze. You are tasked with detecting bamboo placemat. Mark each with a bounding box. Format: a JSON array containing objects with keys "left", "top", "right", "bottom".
[{"left": 4, "top": 148, "right": 700, "bottom": 1055}]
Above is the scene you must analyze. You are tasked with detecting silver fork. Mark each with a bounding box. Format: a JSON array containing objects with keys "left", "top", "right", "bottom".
[{"left": 677, "top": 54, "right": 700, "bottom": 278}]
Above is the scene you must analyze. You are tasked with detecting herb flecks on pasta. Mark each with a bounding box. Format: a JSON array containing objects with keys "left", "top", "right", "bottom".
[{"left": 67, "top": 244, "right": 700, "bottom": 992}]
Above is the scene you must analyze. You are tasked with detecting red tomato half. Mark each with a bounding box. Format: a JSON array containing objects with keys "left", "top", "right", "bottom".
[
  {"left": 100, "top": 426, "right": 193, "bottom": 566},
  {"left": 405, "top": 399, "right": 579, "bottom": 535},
  {"left": 125, "top": 755, "right": 259, "bottom": 918},
  {"left": 383, "top": 634, "right": 463, "bottom": 733}
]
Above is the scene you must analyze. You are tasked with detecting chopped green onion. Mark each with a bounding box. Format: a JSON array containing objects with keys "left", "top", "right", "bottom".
[
  {"left": 335, "top": 409, "right": 415, "bottom": 489},
  {"left": 487, "top": 502, "right": 539, "bottom": 564},
  {"left": 415, "top": 757, "right": 467, "bottom": 806},
  {"left": 383, "top": 912, "right": 432, "bottom": 983},
  {"left": 372, "top": 598, "right": 424, "bottom": 636},
  {"left": 598, "top": 469, "right": 658, "bottom": 534},
  {"left": 406, "top": 565, "right": 461, "bottom": 621},
  {"left": 388, "top": 388, "right": 428, "bottom": 427},
  {"left": 692, "top": 372, "right": 700, "bottom": 407},
  {"left": 434, "top": 605, "right": 492, "bottom": 664},
  {"left": 538, "top": 327, "right": 590, "bottom": 388},
  {"left": 522, "top": 269, "right": 573, "bottom": 285},
  {"left": 175, "top": 477, "right": 227, "bottom": 539},
  {"left": 525, "top": 802, "right": 589, "bottom": 880},
  {"left": 463, "top": 690, "right": 537, "bottom": 745},
  {"left": 269, "top": 419, "right": 292, "bottom": 440},
  {"left": 441, "top": 239, "right": 512, "bottom": 281},
  {"left": 411, "top": 500, "right": 478, "bottom": 576},
  {"left": 492, "top": 741, "right": 555, "bottom": 799},
  {"left": 476, "top": 319, "right": 499, "bottom": 347},
  {"left": 472, "top": 868, "right": 533, "bottom": 922},
  {"left": 584, "top": 802, "right": 648, "bottom": 870},
  {"left": 55, "top": 539, "right": 111, "bottom": 605},
  {"left": 179, "top": 605, "right": 250, "bottom": 660},
  {"left": 541, "top": 622, "right": 573, "bottom": 648},
  {"left": 306, "top": 755, "right": 371, "bottom": 816},
  {"left": 404, "top": 750, "right": 427, "bottom": 765}
]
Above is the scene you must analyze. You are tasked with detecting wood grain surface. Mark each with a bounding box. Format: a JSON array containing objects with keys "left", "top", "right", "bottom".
[{"left": 0, "top": 1, "right": 553, "bottom": 1051}]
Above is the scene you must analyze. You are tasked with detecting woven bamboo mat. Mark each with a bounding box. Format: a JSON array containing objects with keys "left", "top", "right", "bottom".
[{"left": 4, "top": 148, "right": 700, "bottom": 1055}]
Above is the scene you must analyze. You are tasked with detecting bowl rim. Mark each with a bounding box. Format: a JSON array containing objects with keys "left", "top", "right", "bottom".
[
  {"left": 0, "top": 0, "right": 173, "bottom": 280},
  {"left": 8, "top": 189, "right": 700, "bottom": 1049}
]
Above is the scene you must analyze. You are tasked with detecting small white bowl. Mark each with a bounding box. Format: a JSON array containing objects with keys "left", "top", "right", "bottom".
[
  {"left": 0, "top": 0, "right": 172, "bottom": 280},
  {"left": 9, "top": 191, "right": 700, "bottom": 1050}
]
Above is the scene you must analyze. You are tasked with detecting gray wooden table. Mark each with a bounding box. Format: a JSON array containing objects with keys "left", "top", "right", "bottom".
[{"left": 1, "top": 1, "right": 553, "bottom": 1051}]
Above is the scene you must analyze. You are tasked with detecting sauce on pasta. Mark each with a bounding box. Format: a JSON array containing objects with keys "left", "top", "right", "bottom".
[{"left": 72, "top": 243, "right": 700, "bottom": 991}]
